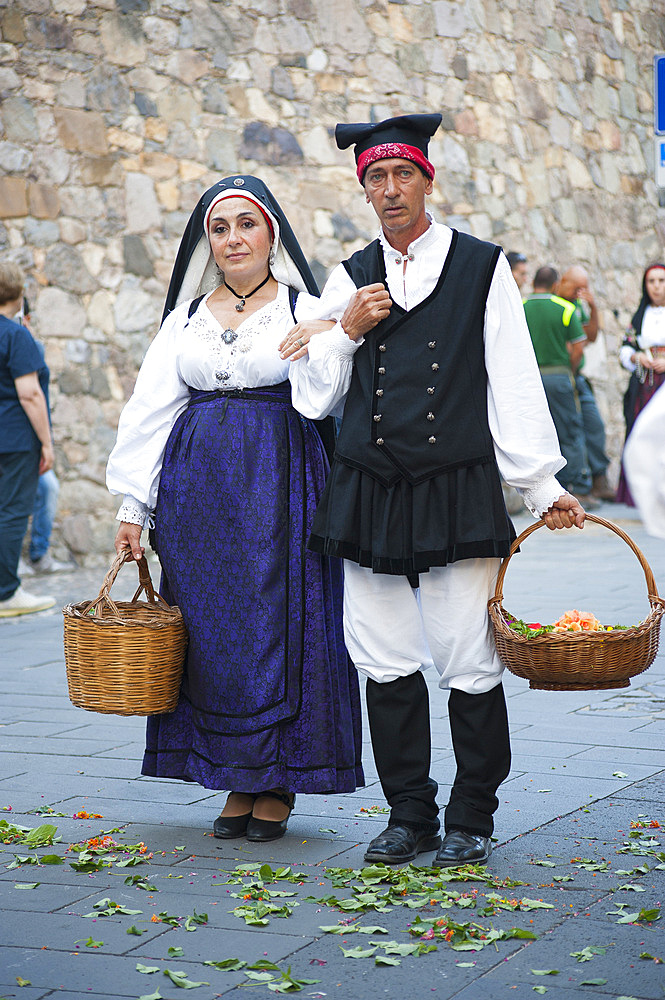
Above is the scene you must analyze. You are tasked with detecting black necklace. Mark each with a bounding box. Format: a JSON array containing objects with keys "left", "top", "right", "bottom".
[{"left": 224, "top": 273, "right": 271, "bottom": 312}]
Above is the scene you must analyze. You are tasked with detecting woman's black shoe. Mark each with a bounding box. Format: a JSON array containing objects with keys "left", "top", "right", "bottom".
[
  {"left": 213, "top": 793, "right": 256, "bottom": 839},
  {"left": 246, "top": 791, "right": 295, "bottom": 842}
]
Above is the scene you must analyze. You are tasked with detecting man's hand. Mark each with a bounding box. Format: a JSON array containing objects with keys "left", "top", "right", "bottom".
[
  {"left": 542, "top": 493, "right": 586, "bottom": 530},
  {"left": 39, "top": 441, "right": 54, "bottom": 474},
  {"left": 279, "top": 320, "right": 336, "bottom": 361},
  {"left": 340, "top": 283, "right": 392, "bottom": 341},
  {"left": 115, "top": 521, "right": 145, "bottom": 560}
]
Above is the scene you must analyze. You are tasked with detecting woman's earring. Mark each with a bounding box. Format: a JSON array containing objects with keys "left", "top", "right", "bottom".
[{"left": 269, "top": 248, "right": 276, "bottom": 265}]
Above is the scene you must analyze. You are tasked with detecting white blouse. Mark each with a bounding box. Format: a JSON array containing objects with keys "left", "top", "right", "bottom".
[
  {"left": 289, "top": 220, "right": 566, "bottom": 518},
  {"left": 106, "top": 282, "right": 351, "bottom": 524},
  {"left": 620, "top": 305, "right": 665, "bottom": 372}
]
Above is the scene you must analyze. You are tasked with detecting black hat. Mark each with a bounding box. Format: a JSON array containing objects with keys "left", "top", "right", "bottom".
[{"left": 335, "top": 114, "right": 442, "bottom": 182}]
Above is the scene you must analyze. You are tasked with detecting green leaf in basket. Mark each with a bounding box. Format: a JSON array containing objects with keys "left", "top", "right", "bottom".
[{"left": 506, "top": 619, "right": 555, "bottom": 638}]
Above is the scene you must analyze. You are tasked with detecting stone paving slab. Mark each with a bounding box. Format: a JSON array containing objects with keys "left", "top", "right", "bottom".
[{"left": 2, "top": 507, "right": 665, "bottom": 998}]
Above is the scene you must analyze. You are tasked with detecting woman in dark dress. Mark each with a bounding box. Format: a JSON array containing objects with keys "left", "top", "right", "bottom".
[
  {"left": 616, "top": 263, "right": 665, "bottom": 505},
  {"left": 107, "top": 176, "right": 363, "bottom": 842}
]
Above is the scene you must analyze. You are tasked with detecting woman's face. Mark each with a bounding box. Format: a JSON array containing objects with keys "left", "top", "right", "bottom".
[
  {"left": 645, "top": 268, "right": 665, "bottom": 307},
  {"left": 208, "top": 197, "right": 272, "bottom": 285}
]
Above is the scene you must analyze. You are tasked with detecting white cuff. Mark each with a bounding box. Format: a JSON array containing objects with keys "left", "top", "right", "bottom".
[
  {"left": 518, "top": 476, "right": 568, "bottom": 518},
  {"left": 330, "top": 321, "right": 364, "bottom": 355},
  {"left": 116, "top": 494, "right": 150, "bottom": 527}
]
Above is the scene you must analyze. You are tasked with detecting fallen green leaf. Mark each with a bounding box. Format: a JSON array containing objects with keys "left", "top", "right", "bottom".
[
  {"left": 204, "top": 958, "right": 247, "bottom": 971},
  {"left": 167, "top": 946, "right": 184, "bottom": 957},
  {"left": 570, "top": 945, "right": 607, "bottom": 962},
  {"left": 613, "top": 771, "right": 628, "bottom": 778},
  {"left": 16, "top": 978, "right": 31, "bottom": 987},
  {"left": 14, "top": 882, "right": 39, "bottom": 889},
  {"left": 580, "top": 979, "right": 608, "bottom": 986},
  {"left": 138, "top": 992, "right": 162, "bottom": 1000},
  {"left": 340, "top": 944, "right": 377, "bottom": 958},
  {"left": 379, "top": 941, "right": 420, "bottom": 956},
  {"left": 375, "top": 955, "right": 400, "bottom": 966},
  {"left": 532, "top": 969, "right": 559, "bottom": 975},
  {"left": 533, "top": 988, "right": 548, "bottom": 995},
  {"left": 127, "top": 924, "right": 146, "bottom": 936},
  {"left": 184, "top": 909, "right": 208, "bottom": 931},
  {"left": 136, "top": 963, "right": 160, "bottom": 974},
  {"left": 163, "top": 968, "right": 209, "bottom": 989}
]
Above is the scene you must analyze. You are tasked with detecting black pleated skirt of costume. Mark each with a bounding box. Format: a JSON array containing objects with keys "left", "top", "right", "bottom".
[
  {"left": 309, "top": 457, "right": 516, "bottom": 576},
  {"left": 142, "top": 383, "right": 364, "bottom": 794}
]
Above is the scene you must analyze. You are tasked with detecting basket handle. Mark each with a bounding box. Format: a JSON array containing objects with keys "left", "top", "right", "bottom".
[
  {"left": 491, "top": 513, "right": 662, "bottom": 607},
  {"left": 81, "top": 550, "right": 172, "bottom": 618}
]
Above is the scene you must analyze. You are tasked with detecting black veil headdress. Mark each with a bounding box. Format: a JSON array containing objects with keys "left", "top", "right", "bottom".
[{"left": 162, "top": 175, "right": 319, "bottom": 322}]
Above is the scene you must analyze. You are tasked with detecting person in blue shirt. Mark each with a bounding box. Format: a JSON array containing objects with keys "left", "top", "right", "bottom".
[
  {"left": 18, "top": 299, "right": 71, "bottom": 575},
  {"left": 0, "top": 262, "right": 56, "bottom": 616}
]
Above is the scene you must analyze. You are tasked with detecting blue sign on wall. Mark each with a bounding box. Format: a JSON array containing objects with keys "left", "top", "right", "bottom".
[{"left": 656, "top": 54, "right": 665, "bottom": 135}]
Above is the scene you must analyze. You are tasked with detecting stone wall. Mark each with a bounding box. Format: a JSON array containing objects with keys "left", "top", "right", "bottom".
[{"left": 2, "top": 0, "right": 664, "bottom": 562}]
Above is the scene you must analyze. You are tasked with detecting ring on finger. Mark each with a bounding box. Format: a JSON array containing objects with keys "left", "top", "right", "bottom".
[{"left": 296, "top": 338, "right": 304, "bottom": 348}]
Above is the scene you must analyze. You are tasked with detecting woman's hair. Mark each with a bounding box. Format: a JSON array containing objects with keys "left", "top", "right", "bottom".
[{"left": 0, "top": 261, "right": 25, "bottom": 306}]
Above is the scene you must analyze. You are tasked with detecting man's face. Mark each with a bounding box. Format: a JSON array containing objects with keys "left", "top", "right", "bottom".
[
  {"left": 363, "top": 158, "right": 432, "bottom": 242},
  {"left": 511, "top": 262, "right": 528, "bottom": 290},
  {"left": 557, "top": 268, "right": 588, "bottom": 302}
]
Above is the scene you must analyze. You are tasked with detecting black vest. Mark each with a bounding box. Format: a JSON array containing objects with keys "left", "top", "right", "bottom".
[{"left": 335, "top": 230, "right": 501, "bottom": 486}]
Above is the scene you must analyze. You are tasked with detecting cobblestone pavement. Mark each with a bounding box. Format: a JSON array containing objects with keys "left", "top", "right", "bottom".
[{"left": 1, "top": 501, "right": 664, "bottom": 1000}]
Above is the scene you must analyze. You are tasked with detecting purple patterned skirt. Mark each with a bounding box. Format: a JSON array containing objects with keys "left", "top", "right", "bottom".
[{"left": 142, "top": 383, "right": 364, "bottom": 794}]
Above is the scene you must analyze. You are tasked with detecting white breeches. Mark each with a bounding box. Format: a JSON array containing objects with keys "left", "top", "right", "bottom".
[{"left": 343, "top": 558, "right": 504, "bottom": 694}]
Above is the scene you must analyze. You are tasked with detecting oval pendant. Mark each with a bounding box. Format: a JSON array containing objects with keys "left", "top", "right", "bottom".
[
  {"left": 235, "top": 301, "right": 245, "bottom": 312},
  {"left": 222, "top": 328, "right": 238, "bottom": 344}
]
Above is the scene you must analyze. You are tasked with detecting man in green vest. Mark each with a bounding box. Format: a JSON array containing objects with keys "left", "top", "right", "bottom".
[
  {"left": 523, "top": 266, "right": 599, "bottom": 509},
  {"left": 555, "top": 266, "right": 615, "bottom": 502}
]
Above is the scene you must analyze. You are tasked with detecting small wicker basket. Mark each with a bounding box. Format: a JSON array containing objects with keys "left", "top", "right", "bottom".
[
  {"left": 63, "top": 550, "right": 187, "bottom": 715},
  {"left": 488, "top": 514, "right": 665, "bottom": 691}
]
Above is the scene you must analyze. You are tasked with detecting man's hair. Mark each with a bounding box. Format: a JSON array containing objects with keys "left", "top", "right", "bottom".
[
  {"left": 533, "top": 265, "right": 558, "bottom": 291},
  {"left": 0, "top": 261, "right": 25, "bottom": 306},
  {"left": 506, "top": 251, "right": 527, "bottom": 268}
]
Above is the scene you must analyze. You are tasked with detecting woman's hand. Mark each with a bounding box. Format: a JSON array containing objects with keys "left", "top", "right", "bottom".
[
  {"left": 635, "top": 351, "right": 657, "bottom": 370},
  {"left": 115, "top": 521, "right": 145, "bottom": 560},
  {"left": 279, "top": 320, "right": 335, "bottom": 361},
  {"left": 651, "top": 355, "right": 665, "bottom": 373},
  {"left": 542, "top": 493, "right": 586, "bottom": 530}
]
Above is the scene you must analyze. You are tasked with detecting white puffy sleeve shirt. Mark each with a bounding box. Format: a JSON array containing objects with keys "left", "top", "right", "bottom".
[
  {"left": 620, "top": 306, "right": 665, "bottom": 372},
  {"left": 107, "top": 283, "right": 321, "bottom": 524},
  {"left": 289, "top": 221, "right": 566, "bottom": 518}
]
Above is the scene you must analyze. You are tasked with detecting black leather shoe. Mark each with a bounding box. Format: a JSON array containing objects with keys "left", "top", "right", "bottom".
[
  {"left": 433, "top": 829, "right": 492, "bottom": 867},
  {"left": 213, "top": 792, "right": 257, "bottom": 840},
  {"left": 363, "top": 823, "right": 441, "bottom": 864},
  {"left": 246, "top": 791, "right": 295, "bottom": 843},
  {"left": 213, "top": 811, "right": 252, "bottom": 839}
]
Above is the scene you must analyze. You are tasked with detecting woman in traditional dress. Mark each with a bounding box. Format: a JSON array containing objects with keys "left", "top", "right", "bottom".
[
  {"left": 106, "top": 176, "right": 364, "bottom": 842},
  {"left": 616, "top": 263, "right": 665, "bottom": 505}
]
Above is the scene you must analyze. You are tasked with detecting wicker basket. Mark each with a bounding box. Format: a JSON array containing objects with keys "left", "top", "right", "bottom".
[
  {"left": 63, "top": 550, "right": 187, "bottom": 715},
  {"left": 488, "top": 514, "right": 665, "bottom": 691}
]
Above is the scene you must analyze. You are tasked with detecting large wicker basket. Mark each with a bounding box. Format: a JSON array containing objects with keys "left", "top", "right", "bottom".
[
  {"left": 63, "top": 551, "right": 187, "bottom": 715},
  {"left": 488, "top": 514, "right": 665, "bottom": 691}
]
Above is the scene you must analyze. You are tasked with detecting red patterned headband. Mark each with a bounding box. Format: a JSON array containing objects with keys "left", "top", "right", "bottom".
[{"left": 357, "top": 143, "right": 435, "bottom": 183}]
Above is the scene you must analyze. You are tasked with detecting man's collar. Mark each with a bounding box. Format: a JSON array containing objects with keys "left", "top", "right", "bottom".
[{"left": 378, "top": 212, "right": 439, "bottom": 257}]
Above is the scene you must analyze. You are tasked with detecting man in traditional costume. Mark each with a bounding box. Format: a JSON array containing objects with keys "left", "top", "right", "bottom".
[{"left": 285, "top": 114, "right": 585, "bottom": 867}]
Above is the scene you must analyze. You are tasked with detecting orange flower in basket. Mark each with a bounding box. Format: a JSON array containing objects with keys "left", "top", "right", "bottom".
[{"left": 552, "top": 609, "right": 602, "bottom": 632}]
